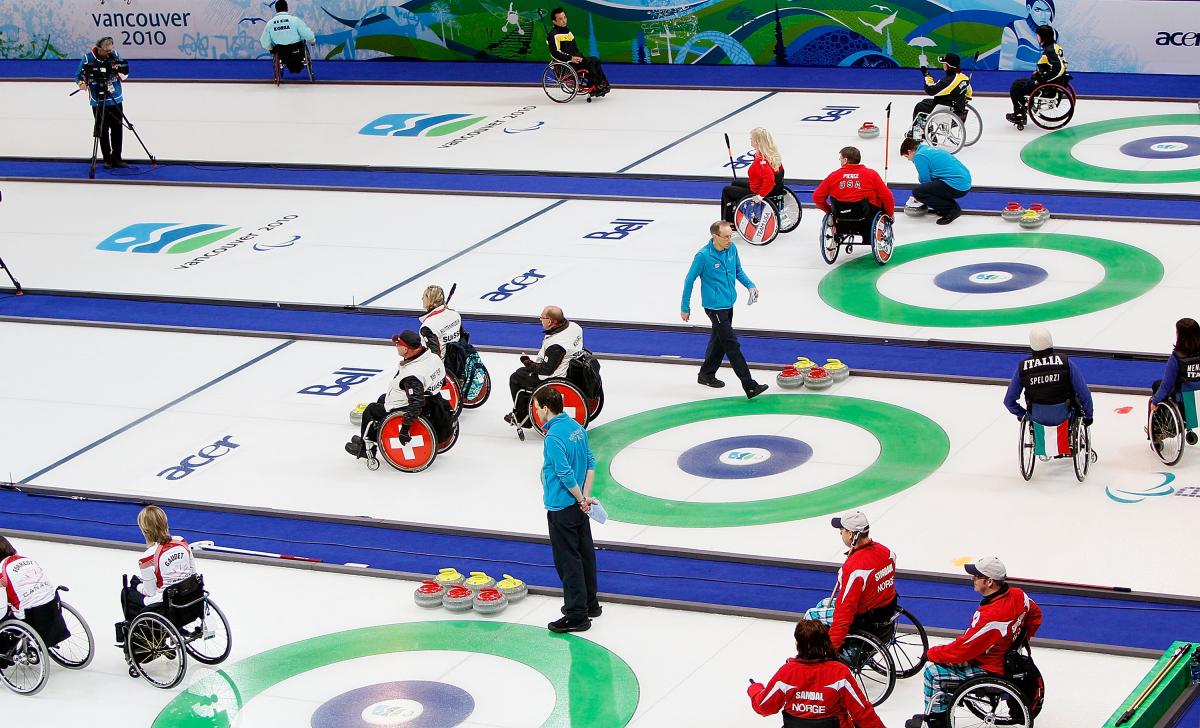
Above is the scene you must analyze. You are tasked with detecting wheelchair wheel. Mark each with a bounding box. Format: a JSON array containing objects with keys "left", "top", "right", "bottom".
[
  {"left": 776, "top": 188, "right": 803, "bottom": 234},
  {"left": 734, "top": 195, "right": 780, "bottom": 246},
  {"left": 1071, "top": 420, "right": 1093, "bottom": 482},
  {"left": 541, "top": 63, "right": 578, "bottom": 104},
  {"left": 126, "top": 611, "right": 187, "bottom": 689},
  {"left": 1150, "top": 401, "right": 1185, "bottom": 466},
  {"left": 304, "top": 45, "right": 315, "bottom": 82},
  {"left": 962, "top": 104, "right": 983, "bottom": 147},
  {"left": 1018, "top": 415, "right": 1036, "bottom": 481},
  {"left": 462, "top": 359, "right": 491, "bottom": 409},
  {"left": 587, "top": 388, "right": 605, "bottom": 424},
  {"left": 377, "top": 413, "right": 438, "bottom": 473},
  {"left": 437, "top": 420, "right": 460, "bottom": 454},
  {"left": 839, "top": 632, "right": 896, "bottom": 706},
  {"left": 820, "top": 213, "right": 840, "bottom": 265},
  {"left": 950, "top": 675, "right": 1032, "bottom": 728},
  {"left": 441, "top": 374, "right": 464, "bottom": 418},
  {"left": 48, "top": 599, "right": 94, "bottom": 670},
  {"left": 530, "top": 380, "right": 589, "bottom": 436},
  {"left": 0, "top": 619, "right": 49, "bottom": 696},
  {"left": 272, "top": 52, "right": 281, "bottom": 87},
  {"left": 924, "top": 111, "right": 966, "bottom": 155},
  {"left": 888, "top": 608, "right": 929, "bottom": 679},
  {"left": 870, "top": 212, "right": 894, "bottom": 266},
  {"left": 1029, "top": 83, "right": 1075, "bottom": 130},
  {"left": 181, "top": 598, "right": 232, "bottom": 666}
]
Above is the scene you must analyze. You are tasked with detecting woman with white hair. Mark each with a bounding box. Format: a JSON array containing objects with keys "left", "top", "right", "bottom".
[{"left": 720, "top": 127, "right": 785, "bottom": 225}]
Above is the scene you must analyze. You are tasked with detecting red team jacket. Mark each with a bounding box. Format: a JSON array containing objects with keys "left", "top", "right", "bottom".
[
  {"left": 927, "top": 585, "right": 1043, "bottom": 675},
  {"left": 829, "top": 540, "right": 897, "bottom": 649},
  {"left": 812, "top": 164, "right": 895, "bottom": 217},
  {"left": 749, "top": 658, "right": 887, "bottom": 728},
  {"left": 747, "top": 154, "right": 784, "bottom": 197}
]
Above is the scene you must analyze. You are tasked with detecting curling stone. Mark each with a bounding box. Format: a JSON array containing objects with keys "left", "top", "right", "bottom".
[
  {"left": 904, "top": 197, "right": 928, "bottom": 217},
  {"left": 413, "top": 580, "right": 446, "bottom": 608},
  {"left": 824, "top": 358, "right": 850, "bottom": 382},
  {"left": 794, "top": 357, "right": 815, "bottom": 378},
  {"left": 463, "top": 571, "right": 496, "bottom": 592},
  {"left": 434, "top": 567, "right": 465, "bottom": 587},
  {"left": 442, "top": 584, "right": 474, "bottom": 611},
  {"left": 472, "top": 587, "right": 509, "bottom": 615},
  {"left": 1001, "top": 202, "right": 1025, "bottom": 222},
  {"left": 858, "top": 122, "right": 880, "bottom": 139},
  {"left": 1018, "top": 210, "right": 1046, "bottom": 229},
  {"left": 1028, "top": 203, "right": 1050, "bottom": 221},
  {"left": 805, "top": 366, "right": 834, "bottom": 390},
  {"left": 496, "top": 574, "right": 528, "bottom": 602},
  {"left": 776, "top": 366, "right": 805, "bottom": 389},
  {"left": 350, "top": 402, "right": 368, "bottom": 426}
]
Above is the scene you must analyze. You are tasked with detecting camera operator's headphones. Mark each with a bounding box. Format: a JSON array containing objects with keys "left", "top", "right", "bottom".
[{"left": 94, "top": 36, "right": 114, "bottom": 51}]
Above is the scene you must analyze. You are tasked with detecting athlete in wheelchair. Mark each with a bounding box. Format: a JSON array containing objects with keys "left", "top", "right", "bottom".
[
  {"left": 814, "top": 146, "right": 895, "bottom": 265},
  {"left": 906, "top": 557, "right": 1043, "bottom": 728},
  {"left": 803, "top": 511, "right": 928, "bottom": 706},
  {"left": 909, "top": 53, "right": 980, "bottom": 154},
  {"left": 721, "top": 127, "right": 801, "bottom": 246},
  {"left": 1148, "top": 318, "right": 1200, "bottom": 466},
  {"left": 346, "top": 330, "right": 459, "bottom": 472},
  {"left": 116, "top": 506, "right": 231, "bottom": 689},
  {"left": 420, "top": 285, "right": 491, "bottom": 409},
  {"left": 0, "top": 536, "right": 94, "bottom": 696},
  {"left": 1004, "top": 327, "right": 1096, "bottom": 481},
  {"left": 1007, "top": 25, "right": 1074, "bottom": 131},
  {"left": 507, "top": 306, "right": 603, "bottom": 440},
  {"left": 541, "top": 8, "right": 609, "bottom": 103},
  {"left": 261, "top": 1, "right": 316, "bottom": 85}
]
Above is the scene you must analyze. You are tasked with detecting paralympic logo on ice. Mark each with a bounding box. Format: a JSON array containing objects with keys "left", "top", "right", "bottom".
[
  {"left": 358, "top": 113, "right": 487, "bottom": 137},
  {"left": 1105, "top": 472, "right": 1176, "bottom": 503},
  {"left": 97, "top": 223, "right": 242, "bottom": 255}
]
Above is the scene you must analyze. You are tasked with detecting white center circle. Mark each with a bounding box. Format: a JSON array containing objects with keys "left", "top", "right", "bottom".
[
  {"left": 1151, "top": 142, "right": 1186, "bottom": 152},
  {"left": 719, "top": 447, "right": 772, "bottom": 465},
  {"left": 362, "top": 699, "right": 424, "bottom": 725},
  {"left": 968, "top": 271, "right": 1013, "bottom": 284}
]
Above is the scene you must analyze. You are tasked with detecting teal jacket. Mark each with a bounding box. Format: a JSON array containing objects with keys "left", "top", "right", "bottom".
[
  {"left": 913, "top": 144, "right": 972, "bottom": 191},
  {"left": 681, "top": 239, "right": 756, "bottom": 313},
  {"left": 260, "top": 13, "right": 316, "bottom": 50},
  {"left": 541, "top": 413, "right": 595, "bottom": 511}
]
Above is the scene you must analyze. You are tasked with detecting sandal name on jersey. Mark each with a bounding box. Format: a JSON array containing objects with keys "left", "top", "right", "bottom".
[{"left": 157, "top": 435, "right": 240, "bottom": 480}]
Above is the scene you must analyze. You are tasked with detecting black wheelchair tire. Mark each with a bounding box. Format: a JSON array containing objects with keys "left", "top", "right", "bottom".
[
  {"left": 734, "top": 194, "right": 781, "bottom": 246},
  {"left": 47, "top": 600, "right": 94, "bottom": 670},
  {"left": 950, "top": 675, "right": 1033, "bottom": 728},
  {"left": 183, "top": 598, "right": 232, "bottom": 666},
  {"left": 126, "top": 611, "right": 187, "bottom": 690},
  {"left": 820, "top": 213, "right": 840, "bottom": 265}
]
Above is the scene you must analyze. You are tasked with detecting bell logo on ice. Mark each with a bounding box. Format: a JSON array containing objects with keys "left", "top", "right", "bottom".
[
  {"left": 97, "top": 223, "right": 241, "bottom": 254},
  {"left": 802, "top": 106, "right": 859, "bottom": 122},
  {"left": 584, "top": 218, "right": 654, "bottom": 241},
  {"left": 358, "top": 113, "right": 487, "bottom": 137},
  {"left": 299, "top": 367, "right": 384, "bottom": 396}
]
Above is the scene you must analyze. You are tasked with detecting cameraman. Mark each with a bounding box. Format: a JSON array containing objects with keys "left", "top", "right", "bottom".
[{"left": 74, "top": 36, "right": 128, "bottom": 169}]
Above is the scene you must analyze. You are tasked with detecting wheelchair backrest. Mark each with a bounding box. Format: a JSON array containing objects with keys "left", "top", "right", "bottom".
[
  {"left": 832, "top": 198, "right": 871, "bottom": 222},
  {"left": 1003, "top": 629, "right": 1045, "bottom": 713},
  {"left": 165, "top": 574, "right": 205, "bottom": 609}
]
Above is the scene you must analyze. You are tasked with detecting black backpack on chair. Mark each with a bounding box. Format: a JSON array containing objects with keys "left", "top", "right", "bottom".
[{"left": 1004, "top": 630, "right": 1045, "bottom": 717}]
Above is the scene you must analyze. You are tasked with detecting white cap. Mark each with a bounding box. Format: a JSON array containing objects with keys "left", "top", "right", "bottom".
[
  {"left": 831, "top": 510, "right": 869, "bottom": 533},
  {"left": 1029, "top": 326, "right": 1053, "bottom": 352},
  {"left": 965, "top": 556, "right": 1007, "bottom": 580}
]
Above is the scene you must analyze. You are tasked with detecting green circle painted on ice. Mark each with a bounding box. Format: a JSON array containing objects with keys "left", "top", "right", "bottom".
[
  {"left": 589, "top": 394, "right": 949, "bottom": 527},
  {"left": 1021, "top": 114, "right": 1200, "bottom": 183},
  {"left": 817, "top": 233, "right": 1162, "bottom": 327},
  {"left": 152, "top": 621, "right": 640, "bottom": 728}
]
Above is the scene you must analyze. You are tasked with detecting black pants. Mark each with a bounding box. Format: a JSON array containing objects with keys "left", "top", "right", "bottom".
[
  {"left": 121, "top": 578, "right": 149, "bottom": 622},
  {"left": 0, "top": 599, "right": 69, "bottom": 653},
  {"left": 721, "top": 179, "right": 751, "bottom": 223},
  {"left": 701, "top": 308, "right": 757, "bottom": 390},
  {"left": 547, "top": 505, "right": 598, "bottom": 622},
  {"left": 509, "top": 367, "right": 542, "bottom": 419},
  {"left": 360, "top": 396, "right": 389, "bottom": 442},
  {"left": 574, "top": 56, "right": 608, "bottom": 89},
  {"left": 1010, "top": 77, "right": 1039, "bottom": 114},
  {"left": 276, "top": 41, "right": 306, "bottom": 73},
  {"left": 911, "top": 179, "right": 968, "bottom": 216},
  {"left": 92, "top": 102, "right": 124, "bottom": 162}
]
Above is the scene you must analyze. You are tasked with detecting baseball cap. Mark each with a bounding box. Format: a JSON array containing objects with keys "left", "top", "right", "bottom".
[
  {"left": 964, "top": 556, "right": 1007, "bottom": 580},
  {"left": 392, "top": 330, "right": 422, "bottom": 348},
  {"left": 940, "top": 52, "right": 961, "bottom": 67},
  {"left": 831, "top": 510, "right": 869, "bottom": 532}
]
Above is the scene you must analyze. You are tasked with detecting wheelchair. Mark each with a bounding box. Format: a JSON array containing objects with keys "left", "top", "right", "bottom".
[
  {"left": 273, "top": 43, "right": 315, "bottom": 86},
  {"left": 541, "top": 60, "right": 601, "bottom": 103},
  {"left": 838, "top": 603, "right": 930, "bottom": 707},
  {"left": 0, "top": 587, "right": 94, "bottom": 696},
  {"left": 1012, "top": 76, "right": 1076, "bottom": 131},
  {"left": 365, "top": 410, "right": 459, "bottom": 472},
  {"left": 1149, "top": 392, "right": 1198, "bottom": 466},
  {"left": 511, "top": 352, "right": 604, "bottom": 441},
  {"left": 941, "top": 633, "right": 1043, "bottom": 727},
  {"left": 123, "top": 574, "right": 232, "bottom": 690},
  {"left": 445, "top": 339, "right": 491, "bottom": 409},
  {"left": 732, "top": 186, "right": 803, "bottom": 246},
  {"left": 912, "top": 103, "right": 982, "bottom": 155},
  {"left": 1017, "top": 410, "right": 1095, "bottom": 482},
  {"left": 820, "top": 198, "right": 894, "bottom": 266}
]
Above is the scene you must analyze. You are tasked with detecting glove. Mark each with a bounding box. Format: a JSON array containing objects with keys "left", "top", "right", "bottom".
[
  {"left": 520, "top": 355, "right": 534, "bottom": 369},
  {"left": 746, "top": 681, "right": 764, "bottom": 699},
  {"left": 920, "top": 65, "right": 928, "bottom": 75},
  {"left": 1083, "top": 417, "right": 1093, "bottom": 427},
  {"left": 397, "top": 428, "right": 412, "bottom": 446}
]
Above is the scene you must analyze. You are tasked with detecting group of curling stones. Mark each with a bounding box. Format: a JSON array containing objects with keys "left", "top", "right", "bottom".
[
  {"left": 776, "top": 357, "right": 850, "bottom": 390},
  {"left": 413, "top": 568, "right": 529, "bottom": 615}
]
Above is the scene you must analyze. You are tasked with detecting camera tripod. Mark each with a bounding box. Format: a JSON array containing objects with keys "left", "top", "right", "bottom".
[
  {"left": 0, "top": 191, "right": 21, "bottom": 295},
  {"left": 88, "top": 90, "right": 157, "bottom": 180}
]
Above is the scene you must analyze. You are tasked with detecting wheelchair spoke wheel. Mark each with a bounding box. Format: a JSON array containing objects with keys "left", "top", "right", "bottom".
[
  {"left": 839, "top": 633, "right": 895, "bottom": 706},
  {"left": 925, "top": 112, "right": 965, "bottom": 154},
  {"left": 127, "top": 612, "right": 187, "bottom": 689},
  {"left": 888, "top": 608, "right": 929, "bottom": 679},
  {"left": 871, "top": 213, "right": 894, "bottom": 265},
  {"left": 541, "top": 64, "right": 578, "bottom": 103},
  {"left": 182, "top": 599, "right": 232, "bottom": 665},
  {"left": 436, "top": 420, "right": 460, "bottom": 454},
  {"left": 1030, "top": 84, "right": 1075, "bottom": 130},
  {"left": 963, "top": 104, "right": 983, "bottom": 147},
  {"left": 48, "top": 601, "right": 94, "bottom": 669},
  {"left": 820, "top": 214, "right": 840, "bottom": 265},
  {"left": 1072, "top": 421, "right": 1092, "bottom": 482},
  {"left": 776, "top": 188, "right": 803, "bottom": 233},
  {"left": 462, "top": 359, "right": 491, "bottom": 409},
  {"left": 734, "top": 195, "right": 779, "bottom": 246},
  {"left": 1018, "top": 416, "right": 1036, "bottom": 481},
  {"left": 0, "top": 620, "right": 49, "bottom": 696},
  {"left": 950, "top": 677, "right": 1032, "bottom": 728},
  {"left": 1151, "top": 402, "right": 1185, "bottom": 466}
]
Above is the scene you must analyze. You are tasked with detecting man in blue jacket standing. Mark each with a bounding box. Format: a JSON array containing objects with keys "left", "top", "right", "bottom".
[
  {"left": 74, "top": 37, "right": 127, "bottom": 169},
  {"left": 536, "top": 386, "right": 601, "bottom": 633},
  {"left": 260, "top": 0, "right": 317, "bottom": 74},
  {"left": 681, "top": 220, "right": 769, "bottom": 398},
  {"left": 900, "top": 137, "right": 972, "bottom": 225}
]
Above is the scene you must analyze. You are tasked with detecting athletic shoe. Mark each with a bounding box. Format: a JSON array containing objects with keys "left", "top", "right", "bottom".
[
  {"left": 746, "top": 383, "right": 769, "bottom": 399},
  {"left": 504, "top": 412, "right": 517, "bottom": 426},
  {"left": 697, "top": 375, "right": 725, "bottom": 388},
  {"left": 562, "top": 605, "right": 603, "bottom": 619},
  {"left": 547, "top": 617, "right": 591, "bottom": 633},
  {"left": 936, "top": 210, "right": 961, "bottom": 225},
  {"left": 344, "top": 440, "right": 365, "bottom": 458},
  {"left": 112, "top": 160, "right": 129, "bottom": 169},
  {"left": 1006, "top": 112, "right": 1027, "bottom": 125}
]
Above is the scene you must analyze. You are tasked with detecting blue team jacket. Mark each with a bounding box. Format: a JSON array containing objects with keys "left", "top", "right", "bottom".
[{"left": 681, "top": 239, "right": 756, "bottom": 313}]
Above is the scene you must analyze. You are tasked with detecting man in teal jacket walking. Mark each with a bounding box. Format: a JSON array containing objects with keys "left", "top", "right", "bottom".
[{"left": 681, "top": 220, "right": 768, "bottom": 399}]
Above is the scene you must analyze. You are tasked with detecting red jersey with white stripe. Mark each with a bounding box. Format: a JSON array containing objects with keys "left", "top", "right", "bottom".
[
  {"left": 829, "top": 540, "right": 897, "bottom": 649},
  {"left": 927, "top": 585, "right": 1043, "bottom": 674},
  {"left": 747, "top": 154, "right": 785, "bottom": 197},
  {"left": 1, "top": 554, "right": 56, "bottom": 619},
  {"left": 748, "top": 658, "right": 887, "bottom": 728},
  {"left": 137, "top": 537, "right": 197, "bottom": 601},
  {"left": 812, "top": 164, "right": 896, "bottom": 217}
]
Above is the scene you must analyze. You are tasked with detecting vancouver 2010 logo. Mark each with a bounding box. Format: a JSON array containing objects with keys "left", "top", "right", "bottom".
[
  {"left": 358, "top": 113, "right": 486, "bottom": 137},
  {"left": 96, "top": 223, "right": 241, "bottom": 254}
]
